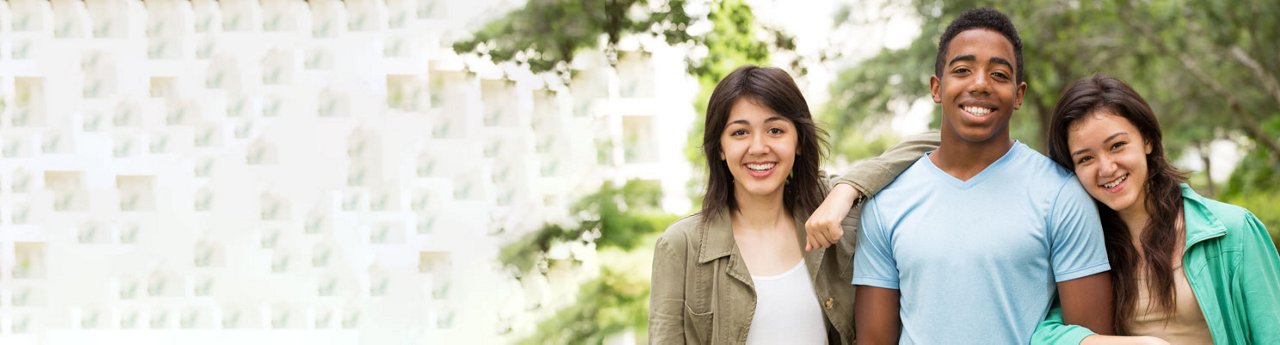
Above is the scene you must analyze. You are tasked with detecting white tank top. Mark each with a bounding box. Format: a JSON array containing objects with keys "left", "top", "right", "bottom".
[{"left": 745, "top": 260, "right": 829, "bottom": 345}]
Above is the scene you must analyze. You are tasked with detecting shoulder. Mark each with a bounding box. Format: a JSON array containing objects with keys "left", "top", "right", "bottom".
[
  {"left": 1192, "top": 195, "right": 1264, "bottom": 236},
  {"left": 1179, "top": 186, "right": 1272, "bottom": 252},
  {"left": 1007, "top": 145, "right": 1084, "bottom": 201},
  {"left": 876, "top": 155, "right": 933, "bottom": 190},
  {"left": 1013, "top": 143, "right": 1076, "bottom": 181},
  {"left": 657, "top": 214, "right": 705, "bottom": 249}
]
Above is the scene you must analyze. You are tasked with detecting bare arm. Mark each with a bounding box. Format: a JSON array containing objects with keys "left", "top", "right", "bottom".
[
  {"left": 1056, "top": 271, "right": 1115, "bottom": 335},
  {"left": 854, "top": 286, "right": 901, "bottom": 345}
]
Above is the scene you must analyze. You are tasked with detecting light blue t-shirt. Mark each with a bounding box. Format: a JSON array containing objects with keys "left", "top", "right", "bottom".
[{"left": 852, "top": 142, "right": 1109, "bottom": 344}]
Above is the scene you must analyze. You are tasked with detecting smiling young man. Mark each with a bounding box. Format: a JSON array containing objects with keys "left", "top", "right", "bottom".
[{"left": 850, "top": 8, "right": 1115, "bottom": 344}]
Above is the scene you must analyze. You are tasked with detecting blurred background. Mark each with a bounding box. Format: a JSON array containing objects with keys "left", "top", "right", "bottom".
[{"left": 0, "top": 0, "right": 1274, "bottom": 344}]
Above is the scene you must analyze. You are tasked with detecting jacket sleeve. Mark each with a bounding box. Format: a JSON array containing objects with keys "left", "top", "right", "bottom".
[
  {"left": 1030, "top": 302, "right": 1096, "bottom": 345},
  {"left": 1237, "top": 211, "right": 1280, "bottom": 343},
  {"left": 833, "top": 131, "right": 939, "bottom": 200},
  {"left": 649, "top": 229, "right": 690, "bottom": 344}
]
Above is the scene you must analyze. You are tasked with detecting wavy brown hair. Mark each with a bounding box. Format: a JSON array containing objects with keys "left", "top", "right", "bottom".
[
  {"left": 699, "top": 66, "right": 828, "bottom": 224},
  {"left": 1046, "top": 75, "right": 1187, "bottom": 334}
]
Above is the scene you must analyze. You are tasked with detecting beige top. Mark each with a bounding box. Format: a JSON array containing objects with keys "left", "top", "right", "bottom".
[{"left": 1125, "top": 247, "right": 1213, "bottom": 344}]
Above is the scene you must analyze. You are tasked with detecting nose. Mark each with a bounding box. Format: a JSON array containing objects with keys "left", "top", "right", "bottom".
[
  {"left": 1097, "top": 154, "right": 1119, "bottom": 178},
  {"left": 968, "top": 73, "right": 991, "bottom": 96},
  {"left": 748, "top": 133, "right": 769, "bottom": 155}
]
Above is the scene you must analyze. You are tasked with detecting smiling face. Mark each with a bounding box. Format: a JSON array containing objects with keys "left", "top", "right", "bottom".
[
  {"left": 720, "top": 97, "right": 798, "bottom": 202},
  {"left": 930, "top": 28, "right": 1027, "bottom": 144},
  {"left": 1067, "top": 110, "right": 1153, "bottom": 217}
]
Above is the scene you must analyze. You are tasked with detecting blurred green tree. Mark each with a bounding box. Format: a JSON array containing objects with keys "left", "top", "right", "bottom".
[{"left": 499, "top": 179, "right": 676, "bottom": 274}]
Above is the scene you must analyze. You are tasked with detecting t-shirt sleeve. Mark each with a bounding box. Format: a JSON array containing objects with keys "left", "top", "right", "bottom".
[
  {"left": 1048, "top": 179, "right": 1111, "bottom": 282},
  {"left": 852, "top": 198, "right": 900, "bottom": 289}
]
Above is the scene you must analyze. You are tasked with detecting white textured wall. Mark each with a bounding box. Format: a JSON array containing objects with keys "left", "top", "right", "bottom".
[{"left": 0, "top": 0, "right": 696, "bottom": 343}]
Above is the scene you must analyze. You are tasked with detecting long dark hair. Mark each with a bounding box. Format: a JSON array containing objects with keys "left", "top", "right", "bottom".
[
  {"left": 700, "top": 66, "right": 828, "bottom": 224},
  {"left": 1046, "top": 75, "right": 1187, "bottom": 334}
]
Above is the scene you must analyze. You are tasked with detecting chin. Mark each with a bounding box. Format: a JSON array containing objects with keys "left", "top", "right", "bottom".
[
  {"left": 1103, "top": 197, "right": 1138, "bottom": 214},
  {"left": 743, "top": 184, "right": 784, "bottom": 198}
]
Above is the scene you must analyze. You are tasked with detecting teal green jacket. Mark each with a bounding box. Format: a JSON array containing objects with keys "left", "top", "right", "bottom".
[{"left": 1032, "top": 184, "right": 1280, "bottom": 344}]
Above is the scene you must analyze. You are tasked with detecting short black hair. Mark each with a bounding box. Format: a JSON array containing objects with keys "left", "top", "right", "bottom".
[{"left": 934, "top": 8, "right": 1024, "bottom": 85}]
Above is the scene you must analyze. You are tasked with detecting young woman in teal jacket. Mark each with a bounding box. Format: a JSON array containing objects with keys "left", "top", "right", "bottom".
[{"left": 1033, "top": 75, "right": 1280, "bottom": 344}]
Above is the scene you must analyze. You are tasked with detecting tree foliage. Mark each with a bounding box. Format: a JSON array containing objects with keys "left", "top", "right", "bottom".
[
  {"left": 453, "top": 0, "right": 693, "bottom": 75},
  {"left": 452, "top": 0, "right": 792, "bottom": 81},
  {"left": 499, "top": 179, "right": 677, "bottom": 274},
  {"left": 515, "top": 265, "right": 652, "bottom": 345}
]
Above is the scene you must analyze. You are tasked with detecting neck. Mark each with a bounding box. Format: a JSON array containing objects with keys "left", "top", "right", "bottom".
[
  {"left": 731, "top": 192, "right": 789, "bottom": 234},
  {"left": 1119, "top": 204, "right": 1151, "bottom": 244},
  {"left": 931, "top": 130, "right": 1015, "bottom": 181}
]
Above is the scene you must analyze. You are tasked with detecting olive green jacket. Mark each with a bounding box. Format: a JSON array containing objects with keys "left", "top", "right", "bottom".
[
  {"left": 1032, "top": 184, "right": 1280, "bottom": 344},
  {"left": 648, "top": 132, "right": 939, "bottom": 344}
]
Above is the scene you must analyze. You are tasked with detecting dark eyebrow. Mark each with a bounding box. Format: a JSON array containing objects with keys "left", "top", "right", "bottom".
[
  {"left": 1071, "top": 132, "right": 1128, "bottom": 156},
  {"left": 729, "top": 116, "right": 788, "bottom": 126},
  {"left": 990, "top": 57, "right": 1014, "bottom": 70},
  {"left": 948, "top": 54, "right": 975, "bottom": 67}
]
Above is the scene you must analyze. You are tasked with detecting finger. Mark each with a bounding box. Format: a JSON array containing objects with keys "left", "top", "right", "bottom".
[
  {"left": 804, "top": 219, "right": 820, "bottom": 251},
  {"left": 824, "top": 224, "right": 842, "bottom": 245}
]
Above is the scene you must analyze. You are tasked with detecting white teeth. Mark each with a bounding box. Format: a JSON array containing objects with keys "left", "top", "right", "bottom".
[
  {"left": 964, "top": 106, "right": 992, "bottom": 115},
  {"left": 1103, "top": 174, "right": 1128, "bottom": 189},
  {"left": 746, "top": 163, "right": 775, "bottom": 171}
]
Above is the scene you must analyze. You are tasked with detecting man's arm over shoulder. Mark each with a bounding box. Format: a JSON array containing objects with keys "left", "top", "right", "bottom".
[
  {"left": 808, "top": 131, "right": 938, "bottom": 251},
  {"left": 833, "top": 131, "right": 939, "bottom": 198}
]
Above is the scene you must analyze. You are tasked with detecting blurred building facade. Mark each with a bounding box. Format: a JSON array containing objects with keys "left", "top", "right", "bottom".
[{"left": 0, "top": 0, "right": 695, "bottom": 343}]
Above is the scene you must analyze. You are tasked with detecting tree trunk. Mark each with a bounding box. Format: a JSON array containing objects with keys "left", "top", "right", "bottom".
[{"left": 1198, "top": 141, "right": 1215, "bottom": 198}]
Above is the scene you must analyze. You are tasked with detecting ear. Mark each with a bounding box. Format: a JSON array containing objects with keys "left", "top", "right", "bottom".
[
  {"left": 1144, "top": 140, "right": 1153, "bottom": 155},
  {"left": 1012, "top": 81, "right": 1027, "bottom": 110},
  {"left": 930, "top": 75, "right": 942, "bottom": 103},
  {"left": 720, "top": 150, "right": 725, "bottom": 160}
]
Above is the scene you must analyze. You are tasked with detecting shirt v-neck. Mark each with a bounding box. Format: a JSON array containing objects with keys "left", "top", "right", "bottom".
[{"left": 921, "top": 141, "right": 1024, "bottom": 190}]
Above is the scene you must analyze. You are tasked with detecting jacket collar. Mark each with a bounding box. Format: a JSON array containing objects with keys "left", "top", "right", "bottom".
[
  {"left": 696, "top": 209, "right": 825, "bottom": 281},
  {"left": 1180, "top": 183, "right": 1228, "bottom": 245},
  {"left": 697, "top": 211, "right": 737, "bottom": 264}
]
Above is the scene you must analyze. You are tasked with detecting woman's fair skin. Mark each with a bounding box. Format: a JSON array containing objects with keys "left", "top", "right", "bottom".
[
  {"left": 721, "top": 97, "right": 803, "bottom": 276},
  {"left": 1067, "top": 110, "right": 1170, "bottom": 345},
  {"left": 1068, "top": 111, "right": 1153, "bottom": 237}
]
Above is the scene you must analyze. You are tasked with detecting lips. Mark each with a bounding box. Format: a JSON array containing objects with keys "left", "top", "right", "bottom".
[
  {"left": 960, "top": 103, "right": 997, "bottom": 117},
  {"left": 1100, "top": 173, "right": 1128, "bottom": 192},
  {"left": 744, "top": 162, "right": 776, "bottom": 177}
]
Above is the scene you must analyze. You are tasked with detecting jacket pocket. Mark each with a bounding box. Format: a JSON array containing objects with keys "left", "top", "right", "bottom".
[{"left": 683, "top": 303, "right": 714, "bottom": 344}]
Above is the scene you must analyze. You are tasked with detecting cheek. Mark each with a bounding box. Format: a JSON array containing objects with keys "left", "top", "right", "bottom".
[{"left": 1074, "top": 166, "right": 1094, "bottom": 185}]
